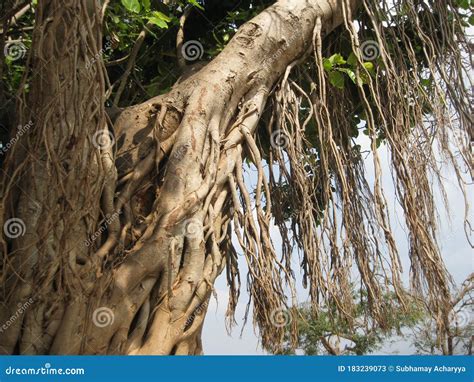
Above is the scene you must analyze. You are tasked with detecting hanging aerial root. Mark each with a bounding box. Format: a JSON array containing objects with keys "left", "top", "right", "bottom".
[{"left": 246, "top": 0, "right": 472, "bottom": 352}]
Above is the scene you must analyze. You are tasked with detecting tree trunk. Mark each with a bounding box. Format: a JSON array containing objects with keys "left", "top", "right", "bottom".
[{"left": 0, "top": 0, "right": 358, "bottom": 355}]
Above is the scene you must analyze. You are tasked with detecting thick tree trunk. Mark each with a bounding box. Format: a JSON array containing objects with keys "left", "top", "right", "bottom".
[
  {"left": 0, "top": 0, "right": 108, "bottom": 354},
  {"left": 1, "top": 0, "right": 358, "bottom": 355}
]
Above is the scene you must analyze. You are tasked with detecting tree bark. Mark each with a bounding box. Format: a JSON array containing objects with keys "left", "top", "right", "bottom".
[{"left": 0, "top": 0, "right": 359, "bottom": 355}]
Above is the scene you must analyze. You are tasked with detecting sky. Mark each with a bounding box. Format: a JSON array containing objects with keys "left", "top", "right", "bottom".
[{"left": 202, "top": 136, "right": 473, "bottom": 355}]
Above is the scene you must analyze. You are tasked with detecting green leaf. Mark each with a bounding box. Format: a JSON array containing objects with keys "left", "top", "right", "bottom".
[
  {"left": 329, "top": 53, "right": 346, "bottom": 65},
  {"left": 148, "top": 11, "right": 172, "bottom": 28},
  {"left": 188, "top": 0, "right": 205, "bottom": 10},
  {"left": 363, "top": 62, "right": 374, "bottom": 71},
  {"left": 347, "top": 52, "right": 358, "bottom": 67},
  {"left": 337, "top": 68, "right": 356, "bottom": 84},
  {"left": 420, "top": 78, "right": 431, "bottom": 87},
  {"left": 329, "top": 71, "right": 345, "bottom": 89},
  {"left": 469, "top": 15, "right": 474, "bottom": 26},
  {"left": 323, "top": 58, "right": 333, "bottom": 71},
  {"left": 141, "top": 0, "right": 150, "bottom": 11},
  {"left": 151, "top": 11, "right": 171, "bottom": 22},
  {"left": 121, "top": 0, "right": 141, "bottom": 13},
  {"left": 456, "top": 0, "right": 470, "bottom": 9},
  {"left": 148, "top": 16, "right": 168, "bottom": 28}
]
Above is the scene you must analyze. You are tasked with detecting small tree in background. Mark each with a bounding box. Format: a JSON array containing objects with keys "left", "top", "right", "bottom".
[
  {"left": 279, "top": 276, "right": 473, "bottom": 355},
  {"left": 278, "top": 287, "right": 425, "bottom": 355}
]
